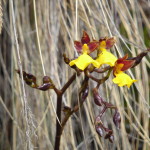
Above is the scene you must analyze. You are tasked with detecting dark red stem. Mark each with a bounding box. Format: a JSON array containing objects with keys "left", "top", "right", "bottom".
[
  {"left": 54, "top": 73, "right": 77, "bottom": 150},
  {"left": 54, "top": 94, "right": 63, "bottom": 150}
]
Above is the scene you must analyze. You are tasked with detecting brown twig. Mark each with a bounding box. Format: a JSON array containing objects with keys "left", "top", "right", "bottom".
[
  {"left": 54, "top": 94, "right": 63, "bottom": 150},
  {"left": 54, "top": 73, "right": 78, "bottom": 150},
  {"left": 59, "top": 76, "right": 89, "bottom": 147},
  {"left": 61, "top": 73, "right": 76, "bottom": 94},
  {"left": 94, "top": 66, "right": 111, "bottom": 73}
]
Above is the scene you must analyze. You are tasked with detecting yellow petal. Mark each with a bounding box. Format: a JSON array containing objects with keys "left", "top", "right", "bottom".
[
  {"left": 96, "top": 50, "right": 117, "bottom": 67},
  {"left": 82, "top": 44, "right": 89, "bottom": 54},
  {"left": 99, "top": 41, "right": 106, "bottom": 49},
  {"left": 69, "top": 53, "right": 100, "bottom": 70},
  {"left": 112, "top": 72, "right": 137, "bottom": 88}
]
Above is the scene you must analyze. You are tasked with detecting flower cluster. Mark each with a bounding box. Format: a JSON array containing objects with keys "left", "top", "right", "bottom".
[
  {"left": 69, "top": 31, "right": 137, "bottom": 88},
  {"left": 17, "top": 30, "right": 149, "bottom": 145},
  {"left": 68, "top": 31, "right": 149, "bottom": 142}
]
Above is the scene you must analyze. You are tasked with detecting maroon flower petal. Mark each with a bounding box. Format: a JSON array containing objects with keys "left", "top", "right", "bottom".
[
  {"left": 106, "top": 37, "right": 116, "bottom": 49},
  {"left": 99, "top": 37, "right": 116, "bottom": 49},
  {"left": 121, "top": 60, "right": 135, "bottom": 71},
  {"left": 87, "top": 42, "right": 99, "bottom": 53},
  {"left": 99, "top": 37, "right": 106, "bottom": 42},
  {"left": 81, "top": 31, "right": 90, "bottom": 44},
  {"left": 117, "top": 54, "right": 135, "bottom": 71},
  {"left": 74, "top": 41, "right": 82, "bottom": 53},
  {"left": 117, "top": 54, "right": 128, "bottom": 63}
]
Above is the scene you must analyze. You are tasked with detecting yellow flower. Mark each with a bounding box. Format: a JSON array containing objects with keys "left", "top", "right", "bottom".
[
  {"left": 96, "top": 48, "right": 117, "bottom": 67},
  {"left": 96, "top": 40, "right": 137, "bottom": 88},
  {"left": 112, "top": 72, "right": 137, "bottom": 88},
  {"left": 69, "top": 44, "right": 100, "bottom": 70},
  {"left": 112, "top": 55, "right": 137, "bottom": 87}
]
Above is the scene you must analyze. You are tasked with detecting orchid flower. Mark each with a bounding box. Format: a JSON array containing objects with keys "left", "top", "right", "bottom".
[
  {"left": 69, "top": 31, "right": 99, "bottom": 70},
  {"left": 96, "top": 39, "right": 137, "bottom": 87},
  {"left": 96, "top": 37, "right": 117, "bottom": 67},
  {"left": 74, "top": 31, "right": 99, "bottom": 54},
  {"left": 113, "top": 54, "right": 137, "bottom": 88}
]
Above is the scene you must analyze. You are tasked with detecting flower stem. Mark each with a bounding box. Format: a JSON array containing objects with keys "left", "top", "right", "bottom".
[
  {"left": 54, "top": 95, "right": 63, "bottom": 150},
  {"left": 54, "top": 73, "right": 77, "bottom": 150},
  {"left": 61, "top": 73, "right": 76, "bottom": 94}
]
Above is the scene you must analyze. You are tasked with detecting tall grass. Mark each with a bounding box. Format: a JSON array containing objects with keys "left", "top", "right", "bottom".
[{"left": 0, "top": 0, "right": 149, "bottom": 150}]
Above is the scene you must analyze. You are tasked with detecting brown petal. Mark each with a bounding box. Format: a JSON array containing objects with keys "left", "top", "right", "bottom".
[
  {"left": 106, "top": 37, "right": 116, "bottom": 49},
  {"left": 121, "top": 60, "right": 135, "bottom": 71},
  {"left": 87, "top": 42, "right": 99, "bottom": 53},
  {"left": 74, "top": 41, "right": 82, "bottom": 53},
  {"left": 81, "top": 31, "right": 90, "bottom": 44},
  {"left": 117, "top": 54, "right": 128, "bottom": 63},
  {"left": 117, "top": 54, "right": 135, "bottom": 71},
  {"left": 99, "top": 37, "right": 116, "bottom": 49}
]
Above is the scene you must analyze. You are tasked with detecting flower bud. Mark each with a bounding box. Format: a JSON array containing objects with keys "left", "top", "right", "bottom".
[
  {"left": 43, "top": 76, "right": 52, "bottom": 83},
  {"left": 95, "top": 117, "right": 104, "bottom": 137},
  {"left": 63, "top": 54, "right": 70, "bottom": 64},
  {"left": 109, "top": 135, "right": 114, "bottom": 143},
  {"left": 81, "top": 86, "right": 89, "bottom": 100},
  {"left": 104, "top": 130, "right": 113, "bottom": 139},
  {"left": 37, "top": 83, "right": 52, "bottom": 91},
  {"left": 96, "top": 126, "right": 103, "bottom": 137},
  {"left": 113, "top": 110, "right": 121, "bottom": 129},
  {"left": 16, "top": 70, "right": 37, "bottom": 87},
  {"left": 93, "top": 88, "right": 103, "bottom": 106},
  {"left": 128, "top": 49, "right": 150, "bottom": 68}
]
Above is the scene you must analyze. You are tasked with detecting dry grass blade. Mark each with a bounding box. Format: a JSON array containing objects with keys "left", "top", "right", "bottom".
[{"left": 0, "top": 1, "right": 3, "bottom": 34}]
